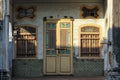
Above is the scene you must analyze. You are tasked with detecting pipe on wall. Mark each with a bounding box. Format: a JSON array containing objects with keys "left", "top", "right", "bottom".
[{"left": 4, "top": 0, "right": 10, "bottom": 72}]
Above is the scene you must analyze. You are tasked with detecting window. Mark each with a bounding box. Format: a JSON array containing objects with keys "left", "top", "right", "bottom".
[
  {"left": 80, "top": 26, "right": 100, "bottom": 57},
  {"left": 15, "top": 26, "right": 37, "bottom": 58},
  {"left": 16, "top": 6, "right": 36, "bottom": 19},
  {"left": 81, "top": 6, "right": 99, "bottom": 18}
]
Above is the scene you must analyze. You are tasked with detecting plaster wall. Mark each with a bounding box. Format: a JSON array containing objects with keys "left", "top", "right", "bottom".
[
  {"left": 0, "top": 0, "right": 8, "bottom": 70},
  {"left": 13, "top": 1, "right": 105, "bottom": 59},
  {"left": 11, "top": 0, "right": 109, "bottom": 77}
]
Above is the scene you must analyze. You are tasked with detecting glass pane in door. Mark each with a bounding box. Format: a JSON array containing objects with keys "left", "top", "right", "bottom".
[
  {"left": 46, "top": 23, "right": 56, "bottom": 55},
  {"left": 60, "top": 29, "right": 71, "bottom": 54}
]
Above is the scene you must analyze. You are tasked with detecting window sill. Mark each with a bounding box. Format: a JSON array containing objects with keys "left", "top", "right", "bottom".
[{"left": 77, "top": 57, "right": 103, "bottom": 59}]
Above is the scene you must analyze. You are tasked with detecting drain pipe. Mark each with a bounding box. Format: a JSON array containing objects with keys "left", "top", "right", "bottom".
[{"left": 4, "top": 0, "right": 10, "bottom": 78}]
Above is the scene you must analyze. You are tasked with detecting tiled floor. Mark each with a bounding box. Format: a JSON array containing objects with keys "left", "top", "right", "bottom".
[{"left": 12, "top": 76, "right": 105, "bottom": 80}]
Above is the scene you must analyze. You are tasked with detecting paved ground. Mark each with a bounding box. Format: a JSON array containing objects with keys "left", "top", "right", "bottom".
[{"left": 12, "top": 76, "right": 105, "bottom": 80}]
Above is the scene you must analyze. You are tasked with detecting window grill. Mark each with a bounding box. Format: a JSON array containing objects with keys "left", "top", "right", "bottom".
[
  {"left": 15, "top": 26, "right": 37, "bottom": 58},
  {"left": 80, "top": 26, "right": 100, "bottom": 57}
]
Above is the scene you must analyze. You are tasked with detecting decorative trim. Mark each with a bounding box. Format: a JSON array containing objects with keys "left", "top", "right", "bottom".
[
  {"left": 80, "top": 5, "right": 100, "bottom": 19},
  {"left": 16, "top": 6, "right": 37, "bottom": 20}
]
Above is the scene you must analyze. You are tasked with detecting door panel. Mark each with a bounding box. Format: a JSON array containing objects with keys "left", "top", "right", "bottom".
[
  {"left": 44, "top": 22, "right": 57, "bottom": 74},
  {"left": 59, "top": 23, "right": 72, "bottom": 74},
  {"left": 47, "top": 30, "right": 56, "bottom": 48},
  {"left": 44, "top": 19, "right": 73, "bottom": 75},
  {"left": 60, "top": 29, "right": 71, "bottom": 49},
  {"left": 60, "top": 56, "right": 71, "bottom": 73},
  {"left": 46, "top": 56, "right": 56, "bottom": 73}
]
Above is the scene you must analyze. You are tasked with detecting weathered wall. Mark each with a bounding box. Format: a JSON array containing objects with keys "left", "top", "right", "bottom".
[
  {"left": 12, "top": 58, "right": 104, "bottom": 77},
  {"left": 0, "top": 0, "right": 6, "bottom": 70},
  {"left": 103, "top": 0, "right": 114, "bottom": 72},
  {"left": 74, "top": 59, "right": 104, "bottom": 76},
  {"left": 113, "top": 0, "right": 120, "bottom": 67},
  {"left": 9, "top": 0, "right": 13, "bottom": 71},
  {"left": 12, "top": 59, "right": 43, "bottom": 77},
  {"left": 0, "top": 0, "right": 4, "bottom": 69},
  {"left": 13, "top": 0, "right": 105, "bottom": 59},
  {"left": 12, "top": 0, "right": 106, "bottom": 77}
]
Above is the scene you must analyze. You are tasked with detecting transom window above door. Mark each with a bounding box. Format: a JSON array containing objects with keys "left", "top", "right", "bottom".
[{"left": 79, "top": 26, "right": 100, "bottom": 57}]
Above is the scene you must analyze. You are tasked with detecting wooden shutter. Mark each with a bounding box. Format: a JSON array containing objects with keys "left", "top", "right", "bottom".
[
  {"left": 16, "top": 26, "right": 37, "bottom": 58},
  {"left": 80, "top": 26, "right": 100, "bottom": 57}
]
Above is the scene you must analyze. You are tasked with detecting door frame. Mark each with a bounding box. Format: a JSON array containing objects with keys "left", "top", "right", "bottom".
[{"left": 43, "top": 19, "right": 73, "bottom": 75}]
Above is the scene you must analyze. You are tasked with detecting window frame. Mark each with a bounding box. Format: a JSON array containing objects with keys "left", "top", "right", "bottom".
[
  {"left": 80, "top": 5, "right": 101, "bottom": 19},
  {"left": 14, "top": 25, "right": 38, "bottom": 59},
  {"left": 16, "top": 6, "right": 37, "bottom": 20},
  {"left": 79, "top": 24, "right": 102, "bottom": 59}
]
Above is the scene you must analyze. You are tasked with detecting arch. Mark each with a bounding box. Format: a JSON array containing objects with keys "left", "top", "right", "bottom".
[
  {"left": 79, "top": 24, "right": 102, "bottom": 34},
  {"left": 81, "top": 26, "right": 99, "bottom": 32}
]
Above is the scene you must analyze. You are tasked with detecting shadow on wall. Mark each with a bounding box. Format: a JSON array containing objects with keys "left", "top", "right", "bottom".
[{"left": 112, "top": 25, "right": 120, "bottom": 68}]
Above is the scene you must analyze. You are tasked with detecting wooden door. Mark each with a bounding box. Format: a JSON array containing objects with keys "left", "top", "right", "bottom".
[
  {"left": 58, "top": 19, "right": 73, "bottom": 74},
  {"left": 43, "top": 19, "right": 73, "bottom": 75}
]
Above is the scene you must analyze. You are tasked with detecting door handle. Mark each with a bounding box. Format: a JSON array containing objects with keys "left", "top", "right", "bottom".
[{"left": 55, "top": 48, "right": 67, "bottom": 56}]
